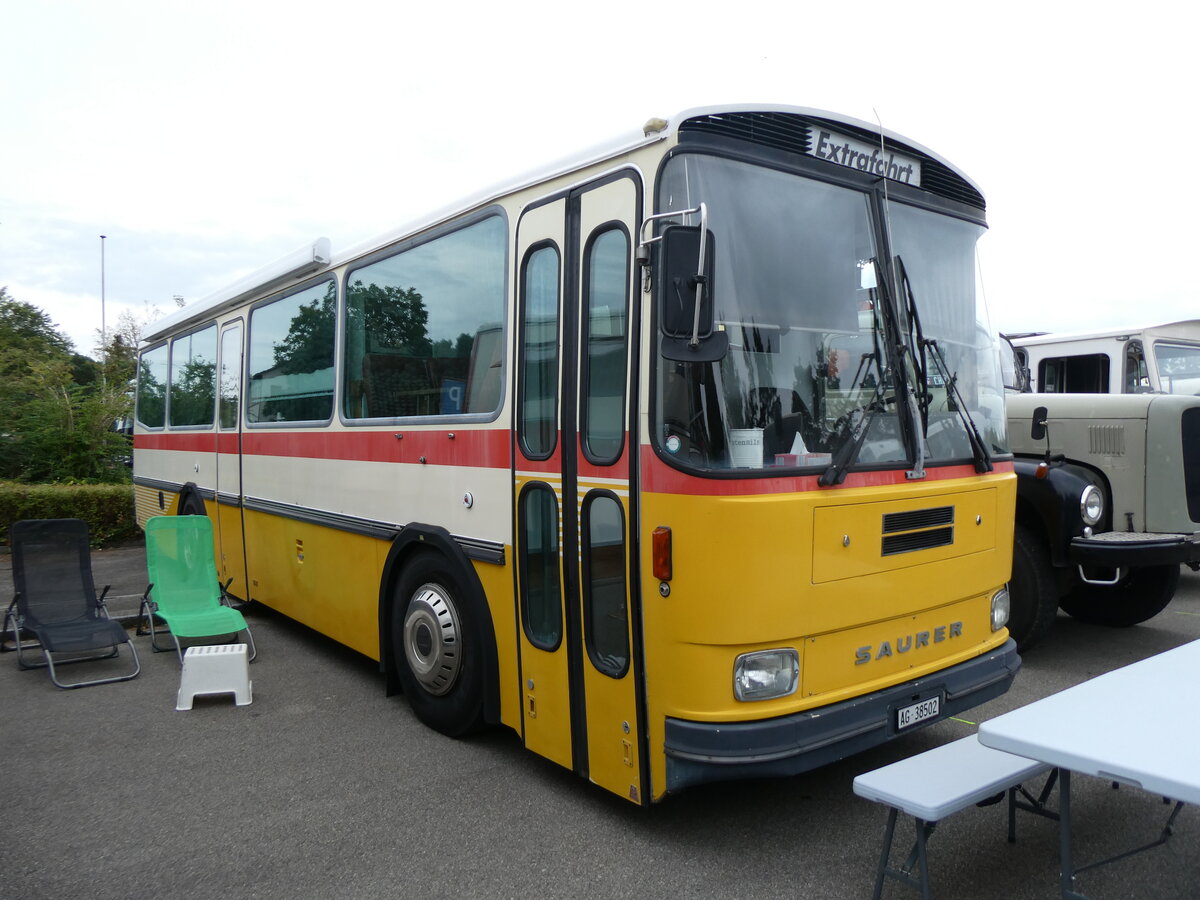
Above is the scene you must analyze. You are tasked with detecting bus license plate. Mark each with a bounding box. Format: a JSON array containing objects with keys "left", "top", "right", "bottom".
[{"left": 897, "top": 696, "right": 940, "bottom": 730}]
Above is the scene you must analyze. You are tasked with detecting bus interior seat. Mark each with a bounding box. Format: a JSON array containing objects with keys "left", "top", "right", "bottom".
[
  {"left": 363, "top": 353, "right": 435, "bottom": 417},
  {"left": 748, "top": 388, "right": 814, "bottom": 457}
]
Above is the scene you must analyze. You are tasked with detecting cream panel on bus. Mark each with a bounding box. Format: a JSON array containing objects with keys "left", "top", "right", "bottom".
[
  {"left": 135, "top": 447, "right": 213, "bottom": 489},
  {"left": 239, "top": 454, "right": 511, "bottom": 541}
]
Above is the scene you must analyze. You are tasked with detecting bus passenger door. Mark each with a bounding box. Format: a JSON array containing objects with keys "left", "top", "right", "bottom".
[
  {"left": 514, "top": 198, "right": 573, "bottom": 771},
  {"left": 215, "top": 321, "right": 248, "bottom": 599},
  {"left": 514, "top": 174, "right": 646, "bottom": 803}
]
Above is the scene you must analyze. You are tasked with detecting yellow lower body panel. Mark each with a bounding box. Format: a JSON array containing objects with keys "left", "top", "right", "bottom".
[{"left": 241, "top": 509, "right": 384, "bottom": 660}]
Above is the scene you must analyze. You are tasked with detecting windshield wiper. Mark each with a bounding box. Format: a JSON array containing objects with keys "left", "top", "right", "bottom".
[
  {"left": 895, "top": 257, "right": 992, "bottom": 474},
  {"left": 818, "top": 374, "right": 889, "bottom": 486},
  {"left": 894, "top": 257, "right": 928, "bottom": 481},
  {"left": 923, "top": 336, "right": 993, "bottom": 473},
  {"left": 818, "top": 276, "right": 890, "bottom": 486}
]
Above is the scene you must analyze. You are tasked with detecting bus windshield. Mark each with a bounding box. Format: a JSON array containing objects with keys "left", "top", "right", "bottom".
[{"left": 653, "top": 152, "right": 1006, "bottom": 473}]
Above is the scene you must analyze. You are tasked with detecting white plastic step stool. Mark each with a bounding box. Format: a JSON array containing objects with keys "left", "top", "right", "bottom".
[{"left": 176, "top": 643, "right": 252, "bottom": 710}]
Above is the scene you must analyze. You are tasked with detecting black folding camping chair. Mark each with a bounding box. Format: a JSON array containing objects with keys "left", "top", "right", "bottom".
[{"left": 3, "top": 519, "right": 140, "bottom": 689}]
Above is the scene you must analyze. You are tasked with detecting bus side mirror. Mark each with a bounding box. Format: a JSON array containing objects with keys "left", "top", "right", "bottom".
[
  {"left": 1030, "top": 405, "right": 1048, "bottom": 441},
  {"left": 657, "top": 224, "right": 727, "bottom": 362}
]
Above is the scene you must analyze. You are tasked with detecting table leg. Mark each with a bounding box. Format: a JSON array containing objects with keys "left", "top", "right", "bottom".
[{"left": 1058, "top": 769, "right": 1090, "bottom": 900}]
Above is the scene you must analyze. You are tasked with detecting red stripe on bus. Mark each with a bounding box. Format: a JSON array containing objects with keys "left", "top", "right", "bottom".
[
  {"left": 135, "top": 432, "right": 228, "bottom": 453},
  {"left": 138, "top": 429, "right": 513, "bottom": 467},
  {"left": 135, "top": 429, "right": 1010, "bottom": 492}
]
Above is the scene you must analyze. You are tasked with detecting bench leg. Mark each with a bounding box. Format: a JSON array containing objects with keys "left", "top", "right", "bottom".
[
  {"left": 913, "top": 818, "right": 933, "bottom": 900},
  {"left": 872, "top": 808, "right": 935, "bottom": 900},
  {"left": 1009, "top": 768, "right": 1060, "bottom": 845},
  {"left": 872, "top": 807, "right": 898, "bottom": 899}
]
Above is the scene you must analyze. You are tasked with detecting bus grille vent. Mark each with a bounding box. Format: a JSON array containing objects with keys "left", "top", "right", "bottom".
[
  {"left": 883, "top": 528, "right": 955, "bottom": 556},
  {"left": 1089, "top": 424, "right": 1125, "bottom": 456},
  {"left": 882, "top": 506, "right": 954, "bottom": 533},
  {"left": 881, "top": 506, "right": 955, "bottom": 556}
]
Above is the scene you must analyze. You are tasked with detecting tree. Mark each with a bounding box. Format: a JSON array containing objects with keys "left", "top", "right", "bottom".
[
  {"left": 0, "top": 288, "right": 133, "bottom": 483},
  {"left": 0, "top": 287, "right": 74, "bottom": 358}
]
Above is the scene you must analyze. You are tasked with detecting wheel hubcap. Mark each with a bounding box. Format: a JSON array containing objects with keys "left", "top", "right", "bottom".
[{"left": 403, "top": 584, "right": 461, "bottom": 695}]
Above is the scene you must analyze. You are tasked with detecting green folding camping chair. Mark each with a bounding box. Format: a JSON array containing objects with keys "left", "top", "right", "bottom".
[{"left": 140, "top": 515, "right": 256, "bottom": 663}]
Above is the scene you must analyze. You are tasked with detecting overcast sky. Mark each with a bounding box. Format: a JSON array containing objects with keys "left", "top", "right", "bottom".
[{"left": 3, "top": 1, "right": 1195, "bottom": 356}]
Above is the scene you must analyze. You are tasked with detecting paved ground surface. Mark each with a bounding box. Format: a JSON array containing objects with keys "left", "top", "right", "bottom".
[{"left": 3, "top": 540, "right": 1199, "bottom": 898}]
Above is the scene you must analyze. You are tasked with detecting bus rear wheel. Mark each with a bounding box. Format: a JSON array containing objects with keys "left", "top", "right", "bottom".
[
  {"left": 1059, "top": 564, "right": 1180, "bottom": 627},
  {"left": 391, "top": 551, "right": 485, "bottom": 737}
]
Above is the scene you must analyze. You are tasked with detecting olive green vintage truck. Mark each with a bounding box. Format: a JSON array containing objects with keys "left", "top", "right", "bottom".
[{"left": 1002, "top": 325, "right": 1200, "bottom": 649}]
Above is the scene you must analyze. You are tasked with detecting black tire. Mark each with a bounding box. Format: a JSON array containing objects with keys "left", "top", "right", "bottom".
[
  {"left": 391, "top": 551, "right": 485, "bottom": 737},
  {"left": 1059, "top": 564, "right": 1180, "bottom": 627},
  {"left": 178, "top": 493, "right": 206, "bottom": 516},
  {"left": 1007, "top": 523, "right": 1060, "bottom": 651}
]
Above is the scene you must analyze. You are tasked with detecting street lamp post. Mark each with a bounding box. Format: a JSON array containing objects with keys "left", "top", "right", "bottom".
[{"left": 99, "top": 234, "right": 107, "bottom": 356}]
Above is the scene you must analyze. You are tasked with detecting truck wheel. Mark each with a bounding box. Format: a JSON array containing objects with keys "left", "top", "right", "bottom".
[
  {"left": 1007, "top": 523, "right": 1059, "bottom": 651},
  {"left": 391, "top": 551, "right": 485, "bottom": 737},
  {"left": 1059, "top": 564, "right": 1180, "bottom": 627}
]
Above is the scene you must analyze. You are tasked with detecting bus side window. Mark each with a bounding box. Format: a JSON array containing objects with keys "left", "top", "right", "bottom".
[
  {"left": 169, "top": 324, "right": 217, "bottom": 427},
  {"left": 583, "top": 492, "right": 628, "bottom": 678},
  {"left": 342, "top": 215, "right": 506, "bottom": 420},
  {"left": 1039, "top": 354, "right": 1109, "bottom": 393},
  {"left": 247, "top": 280, "right": 336, "bottom": 424},
  {"left": 581, "top": 227, "right": 630, "bottom": 464},
  {"left": 1125, "top": 342, "right": 1149, "bottom": 393},
  {"left": 137, "top": 343, "right": 169, "bottom": 428}
]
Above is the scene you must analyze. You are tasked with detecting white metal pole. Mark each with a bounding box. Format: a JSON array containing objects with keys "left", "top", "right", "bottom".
[{"left": 99, "top": 234, "right": 107, "bottom": 356}]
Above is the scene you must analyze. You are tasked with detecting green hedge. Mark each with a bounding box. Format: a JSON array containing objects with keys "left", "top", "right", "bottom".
[{"left": 0, "top": 482, "right": 140, "bottom": 547}]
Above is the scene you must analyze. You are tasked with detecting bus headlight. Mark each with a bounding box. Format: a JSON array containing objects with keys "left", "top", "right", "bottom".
[
  {"left": 991, "top": 587, "right": 1011, "bottom": 632},
  {"left": 734, "top": 649, "right": 799, "bottom": 701},
  {"left": 1080, "top": 484, "right": 1104, "bottom": 527}
]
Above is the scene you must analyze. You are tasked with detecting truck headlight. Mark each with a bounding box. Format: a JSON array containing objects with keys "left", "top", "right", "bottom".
[
  {"left": 991, "top": 587, "right": 1011, "bottom": 632},
  {"left": 1080, "top": 484, "right": 1104, "bottom": 527},
  {"left": 734, "top": 649, "right": 799, "bottom": 701}
]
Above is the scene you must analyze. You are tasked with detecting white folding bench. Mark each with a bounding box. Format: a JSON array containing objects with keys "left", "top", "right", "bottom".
[
  {"left": 176, "top": 643, "right": 253, "bottom": 710},
  {"left": 853, "top": 734, "right": 1057, "bottom": 898}
]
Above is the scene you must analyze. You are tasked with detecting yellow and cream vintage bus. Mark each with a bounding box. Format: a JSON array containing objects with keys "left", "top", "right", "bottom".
[{"left": 133, "top": 105, "right": 1019, "bottom": 804}]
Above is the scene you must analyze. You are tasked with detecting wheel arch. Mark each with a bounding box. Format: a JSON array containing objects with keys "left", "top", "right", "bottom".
[
  {"left": 1013, "top": 457, "right": 1098, "bottom": 569},
  {"left": 377, "top": 523, "right": 501, "bottom": 725}
]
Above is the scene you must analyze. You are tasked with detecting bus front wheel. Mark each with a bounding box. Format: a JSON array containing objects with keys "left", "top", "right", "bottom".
[
  {"left": 391, "top": 551, "right": 485, "bottom": 737},
  {"left": 1007, "top": 523, "right": 1059, "bottom": 651}
]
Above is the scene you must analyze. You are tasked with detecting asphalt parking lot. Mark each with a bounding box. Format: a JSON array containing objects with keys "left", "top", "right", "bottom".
[{"left": 3, "top": 542, "right": 1199, "bottom": 899}]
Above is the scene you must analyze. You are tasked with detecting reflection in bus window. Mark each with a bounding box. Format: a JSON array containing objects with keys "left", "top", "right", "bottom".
[
  {"left": 582, "top": 228, "right": 629, "bottom": 463},
  {"left": 342, "top": 216, "right": 506, "bottom": 419},
  {"left": 1154, "top": 342, "right": 1200, "bottom": 394},
  {"left": 219, "top": 324, "right": 242, "bottom": 429},
  {"left": 519, "top": 483, "right": 562, "bottom": 649},
  {"left": 247, "top": 279, "right": 336, "bottom": 423},
  {"left": 136, "top": 343, "right": 168, "bottom": 428},
  {"left": 169, "top": 325, "right": 217, "bottom": 427},
  {"left": 519, "top": 245, "right": 560, "bottom": 458},
  {"left": 584, "top": 493, "right": 628, "bottom": 677}
]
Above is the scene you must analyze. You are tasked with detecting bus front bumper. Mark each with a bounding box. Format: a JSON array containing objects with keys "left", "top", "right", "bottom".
[{"left": 663, "top": 638, "right": 1020, "bottom": 794}]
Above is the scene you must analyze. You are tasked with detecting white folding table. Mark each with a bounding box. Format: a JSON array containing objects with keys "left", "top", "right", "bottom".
[{"left": 979, "top": 640, "right": 1200, "bottom": 899}]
